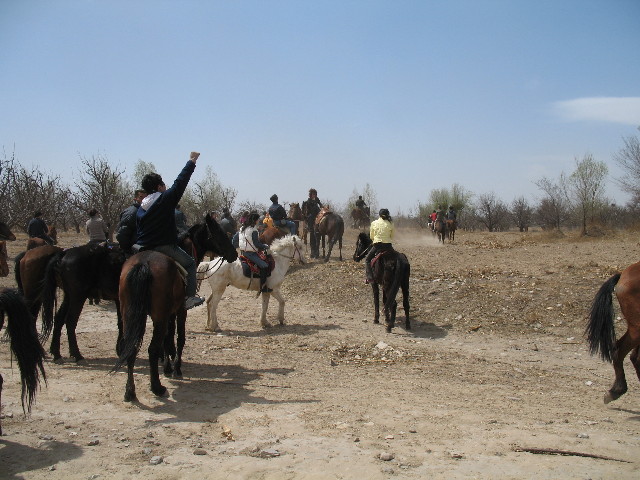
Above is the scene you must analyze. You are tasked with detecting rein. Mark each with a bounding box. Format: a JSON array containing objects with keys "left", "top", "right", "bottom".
[{"left": 197, "top": 257, "right": 225, "bottom": 281}]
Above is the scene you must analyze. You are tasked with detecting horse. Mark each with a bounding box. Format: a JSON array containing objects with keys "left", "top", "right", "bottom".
[
  {"left": 197, "top": 235, "right": 306, "bottom": 332},
  {"left": 112, "top": 215, "right": 237, "bottom": 401},
  {"left": 288, "top": 202, "right": 306, "bottom": 244},
  {"left": 41, "top": 243, "right": 127, "bottom": 363},
  {"left": 0, "top": 221, "right": 17, "bottom": 277},
  {"left": 0, "top": 287, "right": 47, "bottom": 435},
  {"left": 15, "top": 244, "right": 64, "bottom": 327},
  {"left": 446, "top": 219, "right": 456, "bottom": 242},
  {"left": 26, "top": 224, "right": 57, "bottom": 250},
  {"left": 351, "top": 207, "right": 370, "bottom": 229},
  {"left": 353, "top": 232, "right": 410, "bottom": 332},
  {"left": 587, "top": 262, "right": 640, "bottom": 404},
  {"left": 434, "top": 217, "right": 447, "bottom": 244},
  {"left": 315, "top": 208, "right": 344, "bottom": 262},
  {"left": 259, "top": 225, "right": 289, "bottom": 245}
]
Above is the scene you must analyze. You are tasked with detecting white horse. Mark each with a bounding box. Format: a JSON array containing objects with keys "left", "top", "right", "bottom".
[{"left": 197, "top": 235, "right": 306, "bottom": 332}]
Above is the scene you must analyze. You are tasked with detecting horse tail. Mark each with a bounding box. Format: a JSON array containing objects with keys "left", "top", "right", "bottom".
[
  {"left": 40, "top": 250, "right": 65, "bottom": 341},
  {"left": 0, "top": 288, "right": 46, "bottom": 414},
  {"left": 112, "top": 263, "right": 151, "bottom": 373},
  {"left": 586, "top": 273, "right": 621, "bottom": 363},
  {"left": 14, "top": 251, "right": 26, "bottom": 293}
]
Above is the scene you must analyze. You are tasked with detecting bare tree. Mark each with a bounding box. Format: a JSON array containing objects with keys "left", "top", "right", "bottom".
[
  {"left": 73, "top": 154, "right": 130, "bottom": 236},
  {"left": 613, "top": 135, "right": 640, "bottom": 199},
  {"left": 534, "top": 174, "right": 571, "bottom": 231},
  {"left": 0, "top": 147, "right": 17, "bottom": 226},
  {"left": 568, "top": 154, "right": 608, "bottom": 235},
  {"left": 474, "top": 192, "right": 509, "bottom": 231},
  {"left": 131, "top": 159, "right": 158, "bottom": 188},
  {"left": 511, "top": 196, "right": 533, "bottom": 232},
  {"left": 182, "top": 165, "right": 232, "bottom": 223}
]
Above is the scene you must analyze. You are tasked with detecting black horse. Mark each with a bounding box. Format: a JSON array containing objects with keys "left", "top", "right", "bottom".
[
  {"left": 353, "top": 232, "right": 410, "bottom": 332},
  {"left": 316, "top": 211, "right": 345, "bottom": 262},
  {"left": 113, "top": 214, "right": 237, "bottom": 401},
  {"left": 0, "top": 287, "right": 46, "bottom": 435}
]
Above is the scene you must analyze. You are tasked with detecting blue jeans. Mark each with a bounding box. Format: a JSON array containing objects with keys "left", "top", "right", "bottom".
[
  {"left": 154, "top": 244, "right": 197, "bottom": 296},
  {"left": 276, "top": 219, "right": 297, "bottom": 235},
  {"left": 242, "top": 251, "right": 268, "bottom": 269}
]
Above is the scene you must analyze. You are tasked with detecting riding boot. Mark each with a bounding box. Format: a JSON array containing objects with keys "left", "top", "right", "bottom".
[{"left": 259, "top": 268, "right": 272, "bottom": 293}]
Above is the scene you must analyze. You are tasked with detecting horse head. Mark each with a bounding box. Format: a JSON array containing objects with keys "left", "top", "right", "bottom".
[
  {"left": 0, "top": 221, "right": 16, "bottom": 241},
  {"left": 353, "top": 232, "right": 371, "bottom": 262},
  {"left": 271, "top": 235, "right": 306, "bottom": 264},
  {"left": 205, "top": 213, "right": 238, "bottom": 263},
  {"left": 288, "top": 203, "right": 303, "bottom": 221}
]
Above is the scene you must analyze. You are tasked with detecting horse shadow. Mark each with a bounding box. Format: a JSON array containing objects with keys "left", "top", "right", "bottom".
[
  {"left": 0, "top": 439, "right": 83, "bottom": 479},
  {"left": 199, "top": 322, "right": 342, "bottom": 339},
  {"left": 370, "top": 319, "right": 449, "bottom": 339},
  {"left": 55, "top": 357, "right": 319, "bottom": 425}
]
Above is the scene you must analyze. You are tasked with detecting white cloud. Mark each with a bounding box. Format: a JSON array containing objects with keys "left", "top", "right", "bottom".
[{"left": 553, "top": 97, "right": 640, "bottom": 125}]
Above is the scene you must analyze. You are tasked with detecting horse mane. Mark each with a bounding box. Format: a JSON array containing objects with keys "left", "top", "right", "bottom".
[
  {"left": 357, "top": 231, "right": 371, "bottom": 246},
  {"left": 271, "top": 235, "right": 299, "bottom": 253}
]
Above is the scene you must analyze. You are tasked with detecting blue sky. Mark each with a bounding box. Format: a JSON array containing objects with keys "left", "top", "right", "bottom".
[{"left": 1, "top": 0, "right": 639, "bottom": 214}]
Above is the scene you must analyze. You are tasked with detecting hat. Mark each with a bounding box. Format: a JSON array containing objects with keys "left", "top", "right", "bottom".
[
  {"left": 379, "top": 208, "right": 390, "bottom": 217},
  {"left": 270, "top": 194, "right": 278, "bottom": 203}
]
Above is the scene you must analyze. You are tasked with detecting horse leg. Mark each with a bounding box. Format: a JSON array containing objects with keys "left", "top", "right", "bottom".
[
  {"left": 630, "top": 345, "right": 640, "bottom": 382},
  {"left": 371, "top": 283, "right": 380, "bottom": 324},
  {"left": 173, "top": 309, "right": 187, "bottom": 378},
  {"left": 271, "top": 288, "right": 286, "bottom": 325},
  {"left": 338, "top": 236, "right": 343, "bottom": 261},
  {"left": 163, "top": 316, "right": 176, "bottom": 377},
  {"left": 50, "top": 298, "right": 69, "bottom": 363},
  {"left": 260, "top": 292, "right": 272, "bottom": 328},
  {"left": 124, "top": 356, "right": 137, "bottom": 402},
  {"left": 402, "top": 273, "right": 411, "bottom": 330},
  {"left": 64, "top": 298, "right": 87, "bottom": 363},
  {"left": 324, "top": 236, "right": 335, "bottom": 262},
  {"left": 604, "top": 331, "right": 636, "bottom": 403},
  {"left": 148, "top": 324, "right": 168, "bottom": 397},
  {"left": 386, "top": 299, "right": 398, "bottom": 333},
  {"left": 205, "top": 286, "right": 225, "bottom": 332}
]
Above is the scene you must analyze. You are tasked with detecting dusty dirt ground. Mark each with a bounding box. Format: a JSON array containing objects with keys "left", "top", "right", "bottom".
[{"left": 1, "top": 226, "right": 639, "bottom": 479}]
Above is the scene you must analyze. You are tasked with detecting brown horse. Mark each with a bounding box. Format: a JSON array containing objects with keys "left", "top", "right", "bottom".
[
  {"left": 434, "top": 217, "right": 447, "bottom": 244},
  {"left": 351, "top": 207, "right": 370, "bottom": 229},
  {"left": 26, "top": 224, "right": 57, "bottom": 250},
  {"left": 315, "top": 208, "right": 344, "bottom": 262},
  {"left": 259, "top": 225, "right": 289, "bottom": 245},
  {"left": 288, "top": 202, "right": 306, "bottom": 244},
  {"left": 0, "top": 221, "right": 17, "bottom": 277},
  {"left": 0, "top": 287, "right": 47, "bottom": 435},
  {"left": 15, "top": 245, "right": 64, "bottom": 331},
  {"left": 113, "top": 215, "right": 237, "bottom": 401},
  {"left": 353, "top": 232, "right": 410, "bottom": 332},
  {"left": 587, "top": 262, "right": 640, "bottom": 403},
  {"left": 446, "top": 219, "right": 456, "bottom": 242}
]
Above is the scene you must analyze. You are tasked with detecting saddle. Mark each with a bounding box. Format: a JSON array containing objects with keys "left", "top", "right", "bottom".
[
  {"left": 239, "top": 253, "right": 275, "bottom": 278},
  {"left": 315, "top": 206, "right": 332, "bottom": 227}
]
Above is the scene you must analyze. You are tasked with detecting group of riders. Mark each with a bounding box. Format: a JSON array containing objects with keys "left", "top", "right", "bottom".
[
  {"left": 25, "top": 152, "right": 398, "bottom": 310},
  {"left": 428, "top": 205, "right": 457, "bottom": 232}
]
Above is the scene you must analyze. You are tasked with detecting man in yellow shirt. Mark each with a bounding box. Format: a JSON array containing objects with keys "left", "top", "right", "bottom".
[{"left": 365, "top": 208, "right": 395, "bottom": 283}]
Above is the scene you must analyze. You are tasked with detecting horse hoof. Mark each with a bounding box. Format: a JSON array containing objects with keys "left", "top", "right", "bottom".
[
  {"left": 262, "top": 323, "right": 272, "bottom": 329},
  {"left": 604, "top": 392, "right": 615, "bottom": 404},
  {"left": 124, "top": 393, "right": 137, "bottom": 402},
  {"left": 153, "top": 386, "right": 168, "bottom": 398}
]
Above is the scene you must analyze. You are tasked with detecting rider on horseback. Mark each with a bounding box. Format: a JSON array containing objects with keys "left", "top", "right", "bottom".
[
  {"left": 237, "top": 212, "right": 273, "bottom": 293},
  {"left": 365, "top": 208, "right": 395, "bottom": 284},
  {"left": 268, "top": 194, "right": 297, "bottom": 235},
  {"left": 27, "top": 211, "right": 55, "bottom": 245},
  {"left": 356, "top": 196, "right": 367, "bottom": 211},
  {"left": 135, "top": 152, "right": 205, "bottom": 310},
  {"left": 447, "top": 205, "right": 457, "bottom": 220}
]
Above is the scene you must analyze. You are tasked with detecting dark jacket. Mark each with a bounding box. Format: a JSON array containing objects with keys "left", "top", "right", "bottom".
[
  {"left": 116, "top": 203, "right": 141, "bottom": 251},
  {"left": 136, "top": 161, "right": 195, "bottom": 248},
  {"left": 27, "top": 217, "right": 48, "bottom": 238},
  {"left": 268, "top": 203, "right": 287, "bottom": 222},
  {"left": 303, "top": 198, "right": 322, "bottom": 219}
]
